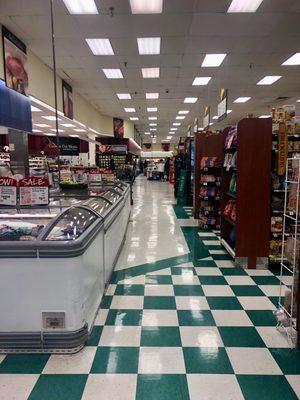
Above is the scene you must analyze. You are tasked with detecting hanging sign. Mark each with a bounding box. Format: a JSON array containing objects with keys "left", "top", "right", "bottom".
[
  {"left": 62, "top": 80, "right": 73, "bottom": 120},
  {"left": 278, "top": 122, "right": 288, "bottom": 176},
  {"left": 187, "top": 125, "right": 192, "bottom": 137},
  {"left": 19, "top": 177, "right": 49, "bottom": 206},
  {"left": 218, "top": 88, "right": 228, "bottom": 122},
  {"left": 193, "top": 118, "right": 198, "bottom": 134},
  {"left": 113, "top": 118, "right": 124, "bottom": 138},
  {"left": 0, "top": 177, "right": 17, "bottom": 206},
  {"left": 203, "top": 106, "right": 210, "bottom": 130}
]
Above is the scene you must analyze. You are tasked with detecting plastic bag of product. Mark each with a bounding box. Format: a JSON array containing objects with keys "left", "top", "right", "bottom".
[{"left": 284, "top": 237, "right": 300, "bottom": 264}]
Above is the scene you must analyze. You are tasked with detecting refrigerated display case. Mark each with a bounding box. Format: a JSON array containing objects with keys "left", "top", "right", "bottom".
[{"left": 0, "top": 181, "right": 131, "bottom": 353}]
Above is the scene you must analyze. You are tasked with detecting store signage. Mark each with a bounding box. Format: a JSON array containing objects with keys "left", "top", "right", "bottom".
[
  {"left": 62, "top": 80, "right": 73, "bottom": 120},
  {"left": 98, "top": 144, "right": 127, "bottom": 154},
  {"left": 278, "top": 122, "right": 288, "bottom": 176},
  {"left": 0, "top": 177, "right": 17, "bottom": 206},
  {"left": 19, "top": 177, "right": 49, "bottom": 206},
  {"left": 203, "top": 106, "right": 210, "bottom": 130},
  {"left": 218, "top": 88, "right": 228, "bottom": 122},
  {"left": 193, "top": 118, "right": 198, "bottom": 134},
  {"left": 113, "top": 118, "right": 124, "bottom": 138},
  {"left": 187, "top": 125, "right": 192, "bottom": 137},
  {"left": 2, "top": 26, "right": 28, "bottom": 96},
  {"left": 49, "top": 136, "right": 80, "bottom": 156}
]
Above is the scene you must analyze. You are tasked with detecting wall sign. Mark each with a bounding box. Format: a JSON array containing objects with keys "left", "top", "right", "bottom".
[
  {"left": 278, "top": 122, "right": 288, "bottom": 176},
  {"left": 0, "top": 177, "right": 17, "bottom": 206},
  {"left": 62, "top": 80, "right": 73, "bottom": 120},
  {"left": 203, "top": 106, "right": 210, "bottom": 130},
  {"left": 19, "top": 177, "right": 49, "bottom": 206},
  {"left": 218, "top": 88, "right": 228, "bottom": 122},
  {"left": 113, "top": 118, "right": 124, "bottom": 138}
]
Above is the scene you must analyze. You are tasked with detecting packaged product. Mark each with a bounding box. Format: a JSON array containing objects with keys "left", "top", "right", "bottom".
[{"left": 271, "top": 216, "right": 283, "bottom": 233}]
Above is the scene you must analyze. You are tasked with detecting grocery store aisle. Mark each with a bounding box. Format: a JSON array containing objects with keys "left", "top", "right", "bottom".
[{"left": 1, "top": 178, "right": 300, "bottom": 400}]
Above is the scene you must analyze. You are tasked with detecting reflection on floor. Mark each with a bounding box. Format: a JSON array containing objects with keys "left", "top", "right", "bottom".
[{"left": 0, "top": 179, "right": 300, "bottom": 400}]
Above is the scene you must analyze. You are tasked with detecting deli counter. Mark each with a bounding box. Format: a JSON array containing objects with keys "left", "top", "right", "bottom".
[{"left": 0, "top": 181, "right": 131, "bottom": 353}]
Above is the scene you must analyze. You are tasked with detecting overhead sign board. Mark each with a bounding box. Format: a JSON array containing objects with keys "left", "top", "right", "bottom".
[{"left": 218, "top": 88, "right": 228, "bottom": 122}]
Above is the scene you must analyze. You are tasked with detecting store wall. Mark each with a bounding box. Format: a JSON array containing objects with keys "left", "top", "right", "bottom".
[{"left": 124, "top": 120, "right": 134, "bottom": 139}]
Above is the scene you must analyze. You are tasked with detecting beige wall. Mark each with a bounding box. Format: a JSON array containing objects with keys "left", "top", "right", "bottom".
[{"left": 124, "top": 120, "right": 134, "bottom": 139}]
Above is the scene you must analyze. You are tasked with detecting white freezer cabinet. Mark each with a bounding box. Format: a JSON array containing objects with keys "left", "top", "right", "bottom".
[{"left": 0, "top": 181, "right": 131, "bottom": 353}]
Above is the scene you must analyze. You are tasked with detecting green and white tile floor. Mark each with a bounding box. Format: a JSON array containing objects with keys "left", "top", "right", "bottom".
[{"left": 1, "top": 181, "right": 300, "bottom": 399}]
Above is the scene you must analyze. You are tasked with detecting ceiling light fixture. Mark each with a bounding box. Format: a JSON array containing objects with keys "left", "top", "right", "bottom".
[
  {"left": 178, "top": 110, "right": 189, "bottom": 114},
  {"left": 167, "top": 136, "right": 172, "bottom": 140},
  {"left": 150, "top": 128, "right": 157, "bottom": 131},
  {"left": 70, "top": 134, "right": 79, "bottom": 138},
  {"left": 137, "top": 37, "right": 161, "bottom": 55},
  {"left": 130, "top": 117, "right": 139, "bottom": 121},
  {"left": 146, "top": 92, "right": 159, "bottom": 99},
  {"left": 144, "top": 132, "right": 151, "bottom": 135},
  {"left": 147, "top": 107, "right": 158, "bottom": 112},
  {"left": 117, "top": 93, "right": 131, "bottom": 99},
  {"left": 282, "top": 53, "right": 300, "bottom": 66},
  {"left": 227, "top": 0, "right": 264, "bottom": 13},
  {"left": 234, "top": 97, "right": 251, "bottom": 103},
  {"left": 176, "top": 116, "right": 185, "bottom": 120},
  {"left": 86, "top": 38, "right": 114, "bottom": 55},
  {"left": 171, "top": 128, "right": 178, "bottom": 131},
  {"left": 61, "top": 123, "right": 76, "bottom": 127},
  {"left": 142, "top": 68, "right": 160, "bottom": 78},
  {"left": 31, "top": 105, "right": 41, "bottom": 112},
  {"left": 192, "top": 77, "right": 212, "bottom": 85},
  {"left": 259, "top": 115, "right": 271, "bottom": 118},
  {"left": 149, "top": 123, "right": 157, "bottom": 126},
  {"left": 102, "top": 69, "right": 123, "bottom": 79},
  {"left": 62, "top": 0, "right": 98, "bottom": 14},
  {"left": 35, "top": 124, "right": 50, "bottom": 128},
  {"left": 227, "top": 109, "right": 232, "bottom": 114},
  {"left": 148, "top": 116, "right": 157, "bottom": 120},
  {"left": 173, "top": 122, "right": 181, "bottom": 126},
  {"left": 74, "top": 129, "right": 86, "bottom": 132},
  {"left": 32, "top": 129, "right": 42, "bottom": 133},
  {"left": 124, "top": 108, "right": 136, "bottom": 112},
  {"left": 50, "top": 128, "right": 65, "bottom": 132},
  {"left": 212, "top": 116, "right": 218, "bottom": 120},
  {"left": 184, "top": 97, "right": 198, "bottom": 103},
  {"left": 44, "top": 133, "right": 56, "bottom": 136},
  {"left": 42, "top": 116, "right": 61, "bottom": 121},
  {"left": 130, "top": 0, "right": 163, "bottom": 14},
  {"left": 202, "top": 54, "right": 227, "bottom": 67},
  {"left": 257, "top": 75, "right": 282, "bottom": 85}
]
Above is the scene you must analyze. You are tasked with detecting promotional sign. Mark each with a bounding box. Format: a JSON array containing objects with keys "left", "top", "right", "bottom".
[
  {"left": 2, "top": 26, "right": 28, "bottom": 96},
  {"left": 218, "top": 88, "right": 228, "bottom": 122},
  {"left": 203, "top": 106, "right": 210, "bottom": 130},
  {"left": 278, "top": 122, "right": 288, "bottom": 176},
  {"left": 98, "top": 144, "right": 127, "bottom": 154},
  {"left": 49, "top": 136, "right": 80, "bottom": 156},
  {"left": 62, "top": 80, "right": 73, "bottom": 120},
  {"left": 113, "top": 118, "right": 124, "bottom": 138},
  {"left": 19, "top": 177, "right": 49, "bottom": 206},
  {"left": 193, "top": 118, "right": 198, "bottom": 134},
  {"left": 0, "top": 177, "right": 17, "bottom": 206}
]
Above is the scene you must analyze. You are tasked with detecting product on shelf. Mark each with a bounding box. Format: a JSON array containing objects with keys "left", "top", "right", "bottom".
[
  {"left": 200, "top": 186, "right": 218, "bottom": 198},
  {"left": 229, "top": 173, "right": 237, "bottom": 195},
  {"left": 224, "top": 126, "right": 237, "bottom": 149},
  {"left": 223, "top": 152, "right": 237, "bottom": 170},
  {"left": 271, "top": 216, "right": 283, "bottom": 233},
  {"left": 200, "top": 157, "right": 218, "bottom": 169}
]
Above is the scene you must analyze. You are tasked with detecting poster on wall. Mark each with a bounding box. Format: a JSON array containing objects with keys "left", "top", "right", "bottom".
[
  {"left": 2, "top": 26, "right": 29, "bottom": 96},
  {"left": 62, "top": 80, "right": 73, "bottom": 120},
  {"left": 113, "top": 118, "right": 124, "bottom": 138}
]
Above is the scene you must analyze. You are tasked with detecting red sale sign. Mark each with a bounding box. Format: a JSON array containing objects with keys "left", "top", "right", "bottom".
[
  {"left": 19, "top": 177, "right": 49, "bottom": 206},
  {"left": 0, "top": 177, "right": 17, "bottom": 206},
  {"left": 19, "top": 177, "right": 49, "bottom": 187}
]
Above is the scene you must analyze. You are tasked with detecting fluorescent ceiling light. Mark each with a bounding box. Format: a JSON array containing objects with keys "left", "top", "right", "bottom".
[
  {"left": 259, "top": 115, "right": 271, "bottom": 118},
  {"left": 202, "top": 54, "right": 226, "bottom": 67},
  {"left": 117, "top": 93, "right": 131, "bottom": 99},
  {"left": 32, "top": 129, "right": 42, "bottom": 133},
  {"left": 124, "top": 108, "right": 136, "bottom": 113},
  {"left": 184, "top": 97, "right": 198, "bottom": 103},
  {"left": 61, "top": 123, "right": 76, "bottom": 127},
  {"left": 149, "top": 123, "right": 157, "bottom": 126},
  {"left": 212, "top": 116, "right": 218, "bottom": 120},
  {"left": 51, "top": 128, "right": 65, "bottom": 133},
  {"left": 192, "top": 77, "right": 212, "bottom": 85},
  {"left": 130, "top": 0, "right": 163, "bottom": 14},
  {"left": 178, "top": 110, "right": 189, "bottom": 114},
  {"left": 169, "top": 132, "right": 175, "bottom": 134},
  {"left": 167, "top": 136, "right": 172, "bottom": 139},
  {"left": 147, "top": 107, "right": 158, "bottom": 112},
  {"left": 173, "top": 123, "right": 181, "bottom": 126},
  {"left": 234, "top": 97, "right": 251, "bottom": 103},
  {"left": 297, "top": 99, "right": 300, "bottom": 103},
  {"left": 31, "top": 105, "right": 41, "bottom": 112},
  {"left": 171, "top": 128, "right": 178, "bottom": 131},
  {"left": 142, "top": 68, "right": 160, "bottom": 78},
  {"left": 148, "top": 116, "right": 157, "bottom": 120},
  {"left": 209, "top": 123, "right": 213, "bottom": 126},
  {"left": 42, "top": 116, "right": 61, "bottom": 121},
  {"left": 137, "top": 37, "right": 161, "bottom": 55},
  {"left": 62, "top": 0, "right": 98, "bottom": 14},
  {"left": 150, "top": 128, "right": 157, "bottom": 131},
  {"left": 144, "top": 132, "right": 151, "bottom": 135},
  {"left": 86, "top": 39, "right": 114, "bottom": 55},
  {"left": 282, "top": 53, "right": 300, "bottom": 66},
  {"left": 227, "top": 109, "right": 232, "bottom": 114},
  {"left": 146, "top": 92, "right": 159, "bottom": 99},
  {"left": 228, "top": 0, "right": 264, "bottom": 13},
  {"left": 44, "top": 133, "right": 56, "bottom": 136},
  {"left": 130, "top": 117, "right": 139, "bottom": 121},
  {"left": 102, "top": 69, "right": 123, "bottom": 79},
  {"left": 176, "top": 116, "right": 185, "bottom": 120},
  {"left": 257, "top": 75, "right": 282, "bottom": 85},
  {"left": 35, "top": 124, "right": 50, "bottom": 128},
  {"left": 70, "top": 134, "right": 79, "bottom": 138},
  {"left": 74, "top": 129, "right": 86, "bottom": 132}
]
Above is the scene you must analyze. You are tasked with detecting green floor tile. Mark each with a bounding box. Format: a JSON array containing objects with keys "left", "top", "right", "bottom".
[
  {"left": 85, "top": 326, "right": 103, "bottom": 346},
  {"left": 207, "top": 296, "right": 243, "bottom": 310},
  {"left": 237, "top": 375, "right": 298, "bottom": 400},
  {"left": 105, "top": 309, "right": 142, "bottom": 326},
  {"left": 252, "top": 276, "right": 280, "bottom": 285},
  {"left": 220, "top": 268, "right": 247, "bottom": 276},
  {"left": 136, "top": 374, "right": 190, "bottom": 400},
  {"left": 171, "top": 267, "right": 196, "bottom": 275},
  {"left": 193, "top": 260, "right": 217, "bottom": 268},
  {"left": 269, "top": 296, "right": 282, "bottom": 307},
  {"left": 246, "top": 310, "right": 277, "bottom": 326},
  {"left": 183, "top": 347, "right": 233, "bottom": 374},
  {"left": 141, "top": 327, "right": 181, "bottom": 346},
  {"left": 28, "top": 374, "right": 87, "bottom": 400},
  {"left": 219, "top": 327, "right": 266, "bottom": 347},
  {"left": 144, "top": 296, "right": 176, "bottom": 310},
  {"left": 100, "top": 295, "right": 113, "bottom": 309},
  {"left": 91, "top": 347, "right": 139, "bottom": 373},
  {"left": 146, "top": 275, "right": 173, "bottom": 284},
  {"left": 270, "top": 348, "right": 300, "bottom": 374},
  {"left": 173, "top": 205, "right": 190, "bottom": 219},
  {"left": 0, "top": 354, "right": 50, "bottom": 374},
  {"left": 115, "top": 284, "right": 145, "bottom": 296},
  {"left": 198, "top": 276, "right": 228, "bottom": 285},
  {"left": 231, "top": 285, "right": 265, "bottom": 296},
  {"left": 178, "top": 310, "right": 215, "bottom": 326},
  {"left": 173, "top": 285, "right": 204, "bottom": 296}
]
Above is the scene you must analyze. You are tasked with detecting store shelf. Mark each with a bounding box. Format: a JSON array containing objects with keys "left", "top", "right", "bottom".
[
  {"left": 221, "top": 238, "right": 235, "bottom": 258},
  {"left": 200, "top": 181, "right": 221, "bottom": 187},
  {"left": 200, "top": 195, "right": 220, "bottom": 201}
]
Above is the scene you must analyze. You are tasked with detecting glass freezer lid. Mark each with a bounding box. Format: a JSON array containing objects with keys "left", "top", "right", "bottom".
[
  {"left": 83, "top": 198, "right": 111, "bottom": 214},
  {"left": 100, "top": 189, "right": 121, "bottom": 204}
]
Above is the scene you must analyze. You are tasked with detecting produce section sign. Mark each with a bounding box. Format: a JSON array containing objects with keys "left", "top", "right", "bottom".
[
  {"left": 0, "top": 177, "right": 17, "bottom": 206},
  {"left": 2, "top": 26, "right": 28, "bottom": 96},
  {"left": 113, "top": 118, "right": 124, "bottom": 138},
  {"left": 278, "top": 122, "right": 288, "bottom": 176},
  {"left": 62, "top": 80, "right": 73, "bottom": 120},
  {"left": 19, "top": 177, "right": 49, "bottom": 206}
]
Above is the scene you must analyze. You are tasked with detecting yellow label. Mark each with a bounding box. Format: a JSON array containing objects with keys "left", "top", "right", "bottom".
[{"left": 278, "top": 122, "right": 288, "bottom": 176}]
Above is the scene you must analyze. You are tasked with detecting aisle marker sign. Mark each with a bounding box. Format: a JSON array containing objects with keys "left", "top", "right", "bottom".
[
  {"left": 218, "top": 88, "right": 228, "bottom": 122},
  {"left": 278, "top": 122, "right": 288, "bottom": 176},
  {"left": 203, "top": 106, "right": 210, "bottom": 130},
  {"left": 0, "top": 177, "right": 17, "bottom": 206}
]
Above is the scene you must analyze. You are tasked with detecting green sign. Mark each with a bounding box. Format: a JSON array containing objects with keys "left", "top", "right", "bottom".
[{"left": 177, "top": 170, "right": 187, "bottom": 205}]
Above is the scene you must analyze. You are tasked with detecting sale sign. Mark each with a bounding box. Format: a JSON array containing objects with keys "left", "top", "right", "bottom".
[
  {"left": 19, "top": 177, "right": 49, "bottom": 206},
  {"left": 0, "top": 177, "right": 17, "bottom": 206}
]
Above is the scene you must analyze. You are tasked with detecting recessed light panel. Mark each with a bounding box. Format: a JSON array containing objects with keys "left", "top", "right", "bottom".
[
  {"left": 62, "top": 0, "right": 98, "bottom": 14},
  {"left": 149, "top": 123, "right": 157, "bottom": 126},
  {"left": 102, "top": 69, "right": 123, "bottom": 79},
  {"left": 227, "top": 109, "right": 232, "bottom": 114},
  {"left": 74, "top": 129, "right": 86, "bottom": 132},
  {"left": 117, "top": 93, "right": 131, "bottom": 99},
  {"left": 70, "top": 134, "right": 79, "bottom": 138},
  {"left": 228, "top": 0, "right": 264, "bottom": 13},
  {"left": 142, "top": 68, "right": 160, "bottom": 78},
  {"left": 130, "top": 0, "right": 163, "bottom": 14},
  {"left": 150, "top": 128, "right": 157, "bottom": 131},
  {"left": 50, "top": 128, "right": 65, "bottom": 132},
  {"left": 173, "top": 122, "right": 181, "bottom": 126},
  {"left": 259, "top": 115, "right": 271, "bottom": 118},
  {"left": 137, "top": 37, "right": 161, "bottom": 55},
  {"left": 61, "top": 123, "right": 76, "bottom": 127},
  {"left": 31, "top": 105, "right": 41, "bottom": 112},
  {"left": 146, "top": 92, "right": 159, "bottom": 99},
  {"left": 130, "top": 117, "right": 139, "bottom": 121},
  {"left": 192, "top": 77, "right": 211, "bottom": 85},
  {"left": 124, "top": 108, "right": 136, "bottom": 113},
  {"left": 86, "top": 39, "right": 114, "bottom": 55},
  {"left": 148, "top": 116, "right": 158, "bottom": 120},
  {"left": 178, "top": 110, "right": 189, "bottom": 114},
  {"left": 144, "top": 132, "right": 151, "bottom": 135},
  {"left": 42, "top": 116, "right": 61, "bottom": 121},
  {"left": 32, "top": 129, "right": 42, "bottom": 133},
  {"left": 234, "top": 97, "right": 251, "bottom": 103},
  {"left": 147, "top": 107, "right": 158, "bottom": 112},
  {"left": 35, "top": 124, "right": 50, "bottom": 128},
  {"left": 282, "top": 53, "right": 300, "bottom": 66},
  {"left": 176, "top": 116, "right": 185, "bottom": 120},
  {"left": 212, "top": 116, "right": 218, "bottom": 120},
  {"left": 171, "top": 128, "right": 177, "bottom": 131},
  {"left": 257, "top": 75, "right": 282, "bottom": 85},
  {"left": 184, "top": 97, "right": 198, "bottom": 103},
  {"left": 202, "top": 54, "right": 226, "bottom": 67}
]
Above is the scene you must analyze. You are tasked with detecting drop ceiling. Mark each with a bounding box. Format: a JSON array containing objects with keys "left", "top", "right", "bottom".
[{"left": 1, "top": 0, "right": 300, "bottom": 142}]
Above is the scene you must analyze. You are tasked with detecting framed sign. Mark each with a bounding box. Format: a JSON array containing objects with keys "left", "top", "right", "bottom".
[
  {"left": 113, "top": 118, "right": 124, "bottom": 138},
  {"left": 48, "top": 136, "right": 80, "bottom": 156},
  {"left": 203, "top": 106, "right": 210, "bottom": 130},
  {"left": 0, "top": 177, "right": 17, "bottom": 206},
  {"left": 19, "top": 177, "right": 49, "bottom": 206},
  {"left": 62, "top": 80, "right": 73, "bottom": 119},
  {"left": 218, "top": 88, "right": 228, "bottom": 122},
  {"left": 2, "top": 26, "right": 28, "bottom": 96}
]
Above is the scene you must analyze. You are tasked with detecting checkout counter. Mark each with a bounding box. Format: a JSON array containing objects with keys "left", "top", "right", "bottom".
[{"left": 0, "top": 181, "right": 130, "bottom": 353}]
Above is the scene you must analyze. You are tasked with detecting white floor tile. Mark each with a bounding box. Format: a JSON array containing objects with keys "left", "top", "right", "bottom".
[
  {"left": 175, "top": 296, "right": 210, "bottom": 310},
  {"left": 171, "top": 262, "right": 194, "bottom": 269},
  {"left": 42, "top": 347, "right": 97, "bottom": 374},
  {"left": 202, "top": 285, "right": 235, "bottom": 297},
  {"left": 180, "top": 327, "right": 224, "bottom": 347},
  {"left": 142, "top": 310, "right": 179, "bottom": 326},
  {"left": 110, "top": 296, "right": 144, "bottom": 309},
  {"left": 237, "top": 296, "right": 276, "bottom": 310},
  {"left": 212, "top": 310, "right": 253, "bottom": 327},
  {"left": 0, "top": 355, "right": 6, "bottom": 364},
  {"left": 225, "top": 276, "right": 255, "bottom": 286},
  {"left": 187, "top": 374, "right": 244, "bottom": 400},
  {"left": 198, "top": 232, "right": 216, "bottom": 237},
  {"left": 245, "top": 269, "right": 274, "bottom": 276},
  {"left": 256, "top": 327, "right": 292, "bottom": 348},
  {"left": 226, "top": 347, "right": 283, "bottom": 375},
  {"left": 259, "top": 285, "right": 286, "bottom": 297},
  {"left": 286, "top": 375, "right": 300, "bottom": 398},
  {"left": 138, "top": 347, "right": 185, "bottom": 373},
  {"left": 144, "top": 284, "right": 174, "bottom": 296},
  {"left": 209, "top": 249, "right": 227, "bottom": 255},
  {"left": 281, "top": 275, "right": 293, "bottom": 286},
  {"left": 203, "top": 240, "right": 221, "bottom": 246},
  {"left": 195, "top": 267, "right": 222, "bottom": 276},
  {"left": 106, "top": 284, "right": 117, "bottom": 296},
  {"left": 94, "top": 309, "right": 109, "bottom": 325},
  {"left": 0, "top": 374, "right": 39, "bottom": 400},
  {"left": 118, "top": 276, "right": 145, "bottom": 285},
  {"left": 147, "top": 268, "right": 171, "bottom": 275},
  {"left": 172, "top": 275, "right": 200, "bottom": 285},
  {"left": 215, "top": 260, "right": 235, "bottom": 268},
  {"left": 99, "top": 326, "right": 141, "bottom": 347},
  {"left": 82, "top": 374, "right": 137, "bottom": 400}
]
